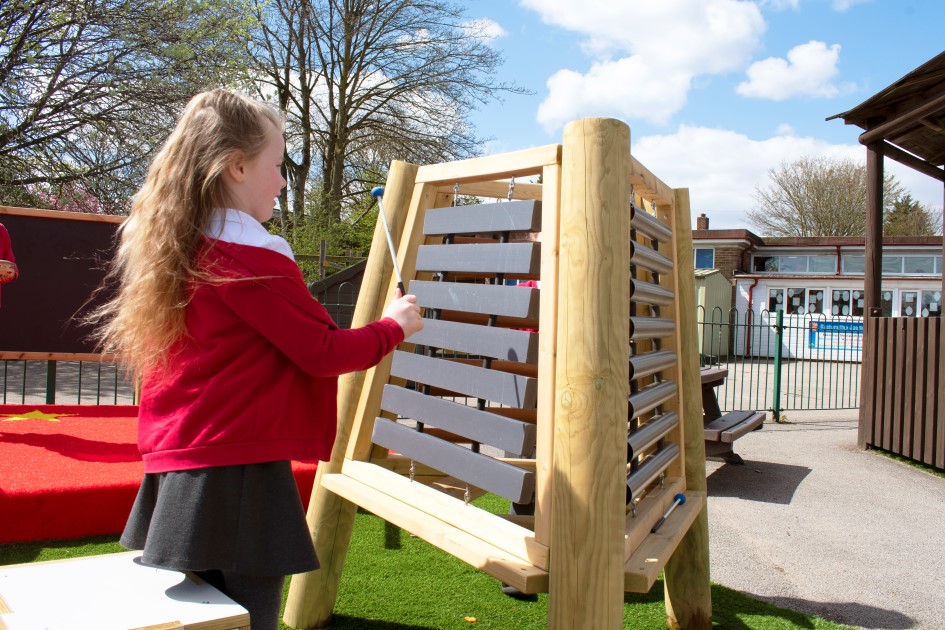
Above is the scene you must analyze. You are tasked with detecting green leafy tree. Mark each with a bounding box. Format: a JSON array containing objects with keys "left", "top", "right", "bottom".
[
  {"left": 0, "top": 0, "right": 254, "bottom": 213},
  {"left": 883, "top": 193, "right": 943, "bottom": 236},
  {"left": 748, "top": 156, "right": 904, "bottom": 237}
]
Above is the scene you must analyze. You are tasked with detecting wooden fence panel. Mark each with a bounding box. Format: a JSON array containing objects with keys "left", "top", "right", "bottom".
[{"left": 861, "top": 317, "right": 943, "bottom": 470}]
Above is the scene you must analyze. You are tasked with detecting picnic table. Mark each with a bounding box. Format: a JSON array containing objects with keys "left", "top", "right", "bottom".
[{"left": 700, "top": 366, "right": 765, "bottom": 465}]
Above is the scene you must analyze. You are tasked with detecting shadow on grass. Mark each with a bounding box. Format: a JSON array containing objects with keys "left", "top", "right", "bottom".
[
  {"left": 747, "top": 594, "right": 914, "bottom": 630},
  {"left": 710, "top": 583, "right": 911, "bottom": 629},
  {"left": 317, "top": 615, "right": 438, "bottom": 629}
]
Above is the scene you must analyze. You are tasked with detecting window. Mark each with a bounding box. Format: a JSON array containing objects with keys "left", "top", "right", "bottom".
[
  {"left": 786, "top": 287, "right": 807, "bottom": 314},
  {"left": 868, "top": 255, "right": 944, "bottom": 276},
  {"left": 806, "top": 288, "right": 825, "bottom": 315},
  {"left": 882, "top": 256, "right": 903, "bottom": 274},
  {"left": 752, "top": 254, "right": 837, "bottom": 274},
  {"left": 780, "top": 256, "right": 808, "bottom": 273},
  {"left": 832, "top": 290, "right": 852, "bottom": 316},
  {"left": 770, "top": 287, "right": 829, "bottom": 315},
  {"left": 904, "top": 256, "right": 936, "bottom": 274},
  {"left": 808, "top": 255, "right": 835, "bottom": 273},
  {"left": 921, "top": 290, "right": 942, "bottom": 317},
  {"left": 768, "top": 288, "right": 784, "bottom": 312},
  {"left": 851, "top": 289, "right": 866, "bottom": 317},
  {"left": 901, "top": 291, "right": 919, "bottom": 317},
  {"left": 754, "top": 256, "right": 777, "bottom": 272},
  {"left": 842, "top": 255, "right": 865, "bottom": 274},
  {"left": 694, "top": 247, "right": 715, "bottom": 269},
  {"left": 881, "top": 290, "right": 893, "bottom": 317}
]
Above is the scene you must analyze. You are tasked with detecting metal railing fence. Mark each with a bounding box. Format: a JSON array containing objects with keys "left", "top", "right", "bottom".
[
  {"left": 697, "top": 306, "right": 863, "bottom": 415},
  {"left": 4, "top": 301, "right": 870, "bottom": 412},
  {"left": 1, "top": 357, "right": 136, "bottom": 406}
]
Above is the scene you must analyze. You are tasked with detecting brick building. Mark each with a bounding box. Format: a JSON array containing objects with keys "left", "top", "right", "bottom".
[{"left": 691, "top": 213, "right": 943, "bottom": 358}]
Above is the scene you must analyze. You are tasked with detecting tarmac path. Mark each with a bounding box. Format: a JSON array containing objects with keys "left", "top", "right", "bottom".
[{"left": 706, "top": 409, "right": 945, "bottom": 630}]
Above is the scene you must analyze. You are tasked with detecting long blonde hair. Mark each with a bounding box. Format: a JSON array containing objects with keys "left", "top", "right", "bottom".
[{"left": 91, "top": 89, "right": 283, "bottom": 376}]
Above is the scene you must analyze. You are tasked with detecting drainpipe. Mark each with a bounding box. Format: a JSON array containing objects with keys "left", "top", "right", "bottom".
[
  {"left": 742, "top": 241, "right": 758, "bottom": 356},
  {"left": 745, "top": 277, "right": 760, "bottom": 357}
]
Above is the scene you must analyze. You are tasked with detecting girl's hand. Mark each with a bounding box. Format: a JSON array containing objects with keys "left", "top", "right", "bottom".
[{"left": 383, "top": 289, "right": 423, "bottom": 338}]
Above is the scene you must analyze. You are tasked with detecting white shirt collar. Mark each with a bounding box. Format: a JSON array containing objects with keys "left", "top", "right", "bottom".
[{"left": 204, "top": 208, "right": 294, "bottom": 261}]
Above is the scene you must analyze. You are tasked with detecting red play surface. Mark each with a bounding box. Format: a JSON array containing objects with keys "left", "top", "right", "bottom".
[{"left": 0, "top": 405, "right": 318, "bottom": 544}]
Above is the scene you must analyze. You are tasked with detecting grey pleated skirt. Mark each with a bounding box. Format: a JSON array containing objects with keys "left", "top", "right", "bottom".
[{"left": 120, "top": 460, "right": 319, "bottom": 576}]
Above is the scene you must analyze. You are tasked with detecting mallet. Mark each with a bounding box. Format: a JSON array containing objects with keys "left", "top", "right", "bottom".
[
  {"left": 370, "top": 186, "right": 406, "bottom": 295},
  {"left": 651, "top": 493, "right": 686, "bottom": 533}
]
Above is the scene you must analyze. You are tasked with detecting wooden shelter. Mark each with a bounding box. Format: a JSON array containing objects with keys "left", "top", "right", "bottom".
[
  {"left": 283, "top": 118, "right": 713, "bottom": 629},
  {"left": 828, "top": 51, "right": 945, "bottom": 468}
]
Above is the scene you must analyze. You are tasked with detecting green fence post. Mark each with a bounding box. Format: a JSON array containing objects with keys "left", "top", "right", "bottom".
[
  {"left": 45, "top": 360, "right": 57, "bottom": 404},
  {"left": 771, "top": 310, "right": 783, "bottom": 422}
]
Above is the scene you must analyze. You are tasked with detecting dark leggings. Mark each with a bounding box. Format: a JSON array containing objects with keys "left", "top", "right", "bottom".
[{"left": 195, "top": 569, "right": 285, "bottom": 630}]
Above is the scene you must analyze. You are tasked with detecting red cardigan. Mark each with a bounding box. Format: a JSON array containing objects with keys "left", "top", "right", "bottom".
[{"left": 138, "top": 237, "right": 403, "bottom": 473}]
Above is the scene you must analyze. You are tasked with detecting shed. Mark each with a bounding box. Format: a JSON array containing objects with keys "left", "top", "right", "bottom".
[
  {"left": 694, "top": 268, "right": 732, "bottom": 360},
  {"left": 308, "top": 259, "right": 366, "bottom": 328}
]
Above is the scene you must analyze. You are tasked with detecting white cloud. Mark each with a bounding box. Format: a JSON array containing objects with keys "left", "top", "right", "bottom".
[
  {"left": 631, "top": 125, "right": 943, "bottom": 230},
  {"left": 760, "top": 0, "right": 799, "bottom": 9},
  {"left": 737, "top": 40, "right": 844, "bottom": 100},
  {"left": 537, "top": 57, "right": 691, "bottom": 130},
  {"left": 832, "top": 0, "right": 870, "bottom": 12},
  {"left": 522, "top": 0, "right": 765, "bottom": 131},
  {"left": 462, "top": 18, "right": 507, "bottom": 42}
]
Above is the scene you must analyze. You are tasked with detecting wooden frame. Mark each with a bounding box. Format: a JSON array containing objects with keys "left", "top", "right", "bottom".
[{"left": 285, "top": 121, "right": 711, "bottom": 629}]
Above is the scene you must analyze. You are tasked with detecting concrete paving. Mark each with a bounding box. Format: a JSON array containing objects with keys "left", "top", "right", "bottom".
[{"left": 707, "top": 408, "right": 945, "bottom": 630}]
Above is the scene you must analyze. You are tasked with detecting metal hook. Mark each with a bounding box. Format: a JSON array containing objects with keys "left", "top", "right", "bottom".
[
  {"left": 507, "top": 177, "right": 515, "bottom": 201},
  {"left": 464, "top": 485, "right": 471, "bottom": 506},
  {"left": 453, "top": 182, "right": 459, "bottom": 207}
]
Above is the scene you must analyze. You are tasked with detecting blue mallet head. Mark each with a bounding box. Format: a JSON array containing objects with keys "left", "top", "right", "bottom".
[
  {"left": 371, "top": 186, "right": 384, "bottom": 199},
  {"left": 674, "top": 493, "right": 686, "bottom": 505}
]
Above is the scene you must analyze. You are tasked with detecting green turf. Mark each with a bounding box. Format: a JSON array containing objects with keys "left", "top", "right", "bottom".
[
  {"left": 872, "top": 447, "right": 945, "bottom": 480},
  {"left": 0, "top": 496, "right": 854, "bottom": 629}
]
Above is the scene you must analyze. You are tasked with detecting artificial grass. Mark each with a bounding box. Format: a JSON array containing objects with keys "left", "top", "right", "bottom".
[
  {"left": 0, "top": 496, "right": 854, "bottom": 629},
  {"left": 872, "top": 447, "right": 945, "bottom": 480}
]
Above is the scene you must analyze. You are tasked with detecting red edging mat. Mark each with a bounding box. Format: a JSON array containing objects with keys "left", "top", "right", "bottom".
[{"left": 0, "top": 405, "right": 317, "bottom": 544}]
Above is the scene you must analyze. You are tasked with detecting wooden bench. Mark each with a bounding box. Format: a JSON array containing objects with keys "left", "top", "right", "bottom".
[{"left": 700, "top": 367, "right": 765, "bottom": 465}]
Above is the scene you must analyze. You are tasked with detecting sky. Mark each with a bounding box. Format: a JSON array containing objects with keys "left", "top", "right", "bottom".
[{"left": 464, "top": 0, "right": 945, "bottom": 230}]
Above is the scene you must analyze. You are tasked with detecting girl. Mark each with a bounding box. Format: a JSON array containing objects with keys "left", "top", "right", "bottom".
[{"left": 91, "top": 89, "right": 423, "bottom": 630}]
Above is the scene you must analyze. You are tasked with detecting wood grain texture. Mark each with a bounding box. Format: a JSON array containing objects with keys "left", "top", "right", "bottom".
[
  {"left": 549, "top": 117, "right": 629, "bottom": 630},
  {"left": 284, "top": 161, "right": 418, "bottom": 628},
  {"left": 663, "top": 186, "right": 713, "bottom": 629}
]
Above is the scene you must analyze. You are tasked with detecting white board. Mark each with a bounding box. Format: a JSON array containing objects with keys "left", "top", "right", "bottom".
[{"left": 0, "top": 551, "right": 249, "bottom": 630}]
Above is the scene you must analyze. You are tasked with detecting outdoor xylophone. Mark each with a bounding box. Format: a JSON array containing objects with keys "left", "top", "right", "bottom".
[{"left": 285, "top": 117, "right": 712, "bottom": 630}]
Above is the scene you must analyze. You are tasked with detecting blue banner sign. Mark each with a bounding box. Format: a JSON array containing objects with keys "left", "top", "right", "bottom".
[{"left": 808, "top": 320, "right": 864, "bottom": 351}]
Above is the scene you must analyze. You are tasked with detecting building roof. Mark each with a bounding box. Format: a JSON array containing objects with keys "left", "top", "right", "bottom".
[
  {"left": 693, "top": 230, "right": 942, "bottom": 249},
  {"left": 694, "top": 268, "right": 723, "bottom": 278},
  {"left": 828, "top": 50, "right": 945, "bottom": 170}
]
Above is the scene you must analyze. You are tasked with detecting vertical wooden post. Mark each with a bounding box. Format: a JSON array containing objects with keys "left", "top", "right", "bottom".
[
  {"left": 860, "top": 142, "right": 884, "bottom": 449},
  {"left": 283, "top": 161, "right": 419, "bottom": 629},
  {"left": 549, "top": 118, "right": 629, "bottom": 630},
  {"left": 663, "top": 187, "right": 713, "bottom": 629}
]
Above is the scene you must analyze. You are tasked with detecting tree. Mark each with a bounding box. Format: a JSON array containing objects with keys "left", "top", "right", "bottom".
[
  {"left": 0, "top": 0, "right": 253, "bottom": 213},
  {"left": 747, "top": 156, "right": 904, "bottom": 237},
  {"left": 883, "top": 193, "right": 943, "bottom": 236},
  {"left": 248, "top": 0, "right": 526, "bottom": 234}
]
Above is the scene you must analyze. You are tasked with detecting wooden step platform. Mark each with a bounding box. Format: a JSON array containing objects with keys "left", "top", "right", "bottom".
[{"left": 321, "top": 463, "right": 549, "bottom": 595}]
